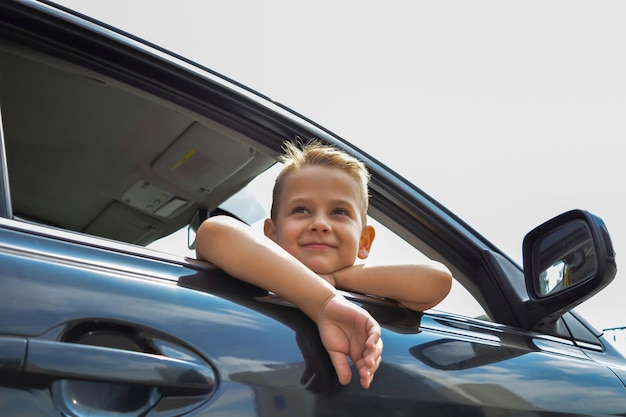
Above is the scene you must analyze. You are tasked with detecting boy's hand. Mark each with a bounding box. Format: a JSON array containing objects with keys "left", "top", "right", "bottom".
[{"left": 315, "top": 294, "right": 383, "bottom": 389}]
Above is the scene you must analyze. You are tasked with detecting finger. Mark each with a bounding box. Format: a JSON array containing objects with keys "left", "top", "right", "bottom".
[
  {"left": 328, "top": 351, "right": 352, "bottom": 386},
  {"left": 359, "top": 368, "right": 373, "bottom": 389},
  {"left": 364, "top": 337, "right": 383, "bottom": 367},
  {"left": 357, "top": 346, "right": 382, "bottom": 389},
  {"left": 362, "top": 351, "right": 381, "bottom": 373},
  {"left": 365, "top": 325, "right": 382, "bottom": 351},
  {"left": 358, "top": 362, "right": 371, "bottom": 381}
]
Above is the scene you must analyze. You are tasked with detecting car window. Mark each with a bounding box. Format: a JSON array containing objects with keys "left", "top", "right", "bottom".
[
  {"left": 0, "top": 37, "right": 486, "bottom": 322},
  {"left": 148, "top": 164, "right": 487, "bottom": 320}
]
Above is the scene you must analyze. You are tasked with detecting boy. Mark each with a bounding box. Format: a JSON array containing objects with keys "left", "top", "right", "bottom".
[{"left": 195, "top": 140, "right": 452, "bottom": 389}]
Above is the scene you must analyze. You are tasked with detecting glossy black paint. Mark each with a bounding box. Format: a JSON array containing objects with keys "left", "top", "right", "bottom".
[
  {"left": 1, "top": 1, "right": 625, "bottom": 416},
  {"left": 1, "top": 220, "right": 625, "bottom": 416}
]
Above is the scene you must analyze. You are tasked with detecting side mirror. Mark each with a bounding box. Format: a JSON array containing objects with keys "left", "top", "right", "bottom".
[
  {"left": 522, "top": 209, "right": 616, "bottom": 330},
  {"left": 530, "top": 220, "right": 598, "bottom": 297}
]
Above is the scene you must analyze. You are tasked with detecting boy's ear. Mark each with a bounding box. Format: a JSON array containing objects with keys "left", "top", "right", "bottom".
[
  {"left": 263, "top": 218, "right": 277, "bottom": 242},
  {"left": 357, "top": 225, "right": 375, "bottom": 259}
]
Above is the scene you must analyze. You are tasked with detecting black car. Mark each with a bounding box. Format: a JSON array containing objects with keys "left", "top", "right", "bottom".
[{"left": 0, "top": 1, "right": 624, "bottom": 416}]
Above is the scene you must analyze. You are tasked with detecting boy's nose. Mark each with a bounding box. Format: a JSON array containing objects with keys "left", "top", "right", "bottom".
[{"left": 309, "top": 215, "right": 330, "bottom": 232}]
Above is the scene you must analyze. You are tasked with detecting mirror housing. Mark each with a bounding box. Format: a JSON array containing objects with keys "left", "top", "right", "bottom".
[{"left": 522, "top": 209, "right": 616, "bottom": 331}]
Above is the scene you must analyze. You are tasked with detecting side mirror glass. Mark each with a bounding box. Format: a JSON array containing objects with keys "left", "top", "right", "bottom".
[{"left": 533, "top": 220, "right": 597, "bottom": 297}]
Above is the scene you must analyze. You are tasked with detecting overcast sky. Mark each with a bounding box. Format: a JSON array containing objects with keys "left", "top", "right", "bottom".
[{"left": 56, "top": 1, "right": 626, "bottom": 331}]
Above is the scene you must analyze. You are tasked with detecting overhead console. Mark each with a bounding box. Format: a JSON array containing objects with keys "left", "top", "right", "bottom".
[{"left": 152, "top": 121, "right": 256, "bottom": 198}]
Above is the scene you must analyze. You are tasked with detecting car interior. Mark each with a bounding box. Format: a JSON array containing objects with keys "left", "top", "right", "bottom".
[{"left": 0, "top": 40, "right": 277, "bottom": 246}]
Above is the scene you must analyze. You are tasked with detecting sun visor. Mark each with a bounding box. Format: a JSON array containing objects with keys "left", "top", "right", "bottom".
[
  {"left": 84, "top": 201, "right": 163, "bottom": 245},
  {"left": 152, "top": 121, "right": 255, "bottom": 197}
]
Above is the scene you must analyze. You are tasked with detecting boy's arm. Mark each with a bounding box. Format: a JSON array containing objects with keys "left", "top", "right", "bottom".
[
  {"left": 195, "top": 215, "right": 382, "bottom": 389},
  {"left": 329, "top": 263, "right": 452, "bottom": 312}
]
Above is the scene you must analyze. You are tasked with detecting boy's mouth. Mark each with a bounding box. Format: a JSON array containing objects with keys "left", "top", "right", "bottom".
[{"left": 301, "top": 242, "right": 335, "bottom": 249}]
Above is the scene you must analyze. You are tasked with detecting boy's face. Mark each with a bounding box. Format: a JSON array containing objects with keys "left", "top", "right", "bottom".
[{"left": 264, "top": 165, "right": 374, "bottom": 275}]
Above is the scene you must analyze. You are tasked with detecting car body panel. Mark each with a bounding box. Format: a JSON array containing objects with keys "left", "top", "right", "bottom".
[{"left": 1, "top": 218, "right": 625, "bottom": 415}]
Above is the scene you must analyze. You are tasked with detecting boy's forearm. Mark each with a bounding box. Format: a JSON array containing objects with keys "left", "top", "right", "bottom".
[
  {"left": 332, "top": 263, "right": 452, "bottom": 311},
  {"left": 195, "top": 216, "right": 337, "bottom": 321}
]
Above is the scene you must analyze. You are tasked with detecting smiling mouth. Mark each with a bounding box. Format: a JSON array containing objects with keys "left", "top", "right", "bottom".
[{"left": 302, "top": 243, "right": 335, "bottom": 249}]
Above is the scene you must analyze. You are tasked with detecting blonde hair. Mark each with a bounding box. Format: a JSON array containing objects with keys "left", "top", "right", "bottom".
[{"left": 270, "top": 140, "right": 371, "bottom": 224}]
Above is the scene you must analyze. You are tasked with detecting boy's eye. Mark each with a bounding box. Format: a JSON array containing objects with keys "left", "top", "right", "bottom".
[
  {"left": 293, "top": 206, "right": 309, "bottom": 214},
  {"left": 332, "top": 208, "right": 349, "bottom": 216}
]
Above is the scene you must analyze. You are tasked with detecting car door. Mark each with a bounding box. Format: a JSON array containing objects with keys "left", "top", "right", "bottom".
[{"left": 2, "top": 218, "right": 626, "bottom": 417}]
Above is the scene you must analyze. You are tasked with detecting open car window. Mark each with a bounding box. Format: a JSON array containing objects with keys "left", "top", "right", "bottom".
[{"left": 0, "top": 33, "right": 486, "bottom": 322}]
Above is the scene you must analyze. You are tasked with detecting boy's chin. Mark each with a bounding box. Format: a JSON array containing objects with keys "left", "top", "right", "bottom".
[
  {"left": 303, "top": 260, "right": 332, "bottom": 275},
  {"left": 297, "top": 251, "right": 356, "bottom": 276},
  {"left": 306, "top": 261, "right": 351, "bottom": 276}
]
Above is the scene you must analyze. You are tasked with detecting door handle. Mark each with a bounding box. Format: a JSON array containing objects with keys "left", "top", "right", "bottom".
[{"left": 1, "top": 337, "right": 215, "bottom": 396}]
